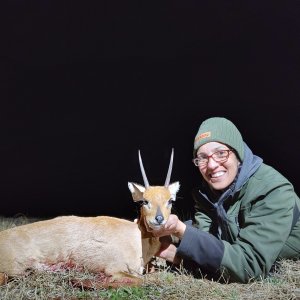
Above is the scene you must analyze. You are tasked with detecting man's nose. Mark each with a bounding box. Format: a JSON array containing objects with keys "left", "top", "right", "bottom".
[{"left": 207, "top": 156, "right": 219, "bottom": 168}]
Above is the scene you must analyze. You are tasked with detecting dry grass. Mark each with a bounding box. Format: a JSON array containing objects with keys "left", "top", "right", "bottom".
[{"left": 0, "top": 216, "right": 299, "bottom": 300}]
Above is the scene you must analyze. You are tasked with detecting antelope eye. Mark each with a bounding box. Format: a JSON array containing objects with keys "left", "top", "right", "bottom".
[
  {"left": 168, "top": 199, "right": 174, "bottom": 205},
  {"left": 138, "top": 200, "right": 149, "bottom": 206}
]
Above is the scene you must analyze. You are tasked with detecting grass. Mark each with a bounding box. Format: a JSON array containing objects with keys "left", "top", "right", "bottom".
[{"left": 0, "top": 215, "right": 299, "bottom": 300}]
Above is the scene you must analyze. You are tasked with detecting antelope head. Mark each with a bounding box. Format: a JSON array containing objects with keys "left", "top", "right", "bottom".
[{"left": 128, "top": 149, "right": 180, "bottom": 231}]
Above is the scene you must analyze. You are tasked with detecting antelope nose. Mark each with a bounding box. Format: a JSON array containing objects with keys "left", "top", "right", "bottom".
[{"left": 155, "top": 215, "right": 164, "bottom": 224}]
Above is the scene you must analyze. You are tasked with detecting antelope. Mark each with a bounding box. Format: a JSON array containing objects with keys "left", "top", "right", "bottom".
[{"left": 0, "top": 149, "right": 179, "bottom": 288}]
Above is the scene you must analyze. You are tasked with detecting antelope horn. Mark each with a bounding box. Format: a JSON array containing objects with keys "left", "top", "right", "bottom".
[
  {"left": 138, "top": 150, "right": 150, "bottom": 188},
  {"left": 164, "top": 148, "right": 174, "bottom": 187}
]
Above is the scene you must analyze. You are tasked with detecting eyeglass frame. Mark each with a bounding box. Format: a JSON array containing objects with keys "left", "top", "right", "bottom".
[{"left": 192, "top": 149, "right": 233, "bottom": 167}]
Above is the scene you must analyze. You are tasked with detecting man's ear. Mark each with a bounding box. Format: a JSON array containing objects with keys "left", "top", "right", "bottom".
[
  {"left": 168, "top": 181, "right": 180, "bottom": 200},
  {"left": 128, "top": 182, "right": 145, "bottom": 202}
]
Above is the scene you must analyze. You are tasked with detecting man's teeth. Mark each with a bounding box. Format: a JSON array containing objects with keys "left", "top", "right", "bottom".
[{"left": 211, "top": 171, "right": 225, "bottom": 178}]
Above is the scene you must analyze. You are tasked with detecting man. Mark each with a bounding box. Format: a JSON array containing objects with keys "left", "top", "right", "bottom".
[{"left": 152, "top": 117, "right": 300, "bottom": 283}]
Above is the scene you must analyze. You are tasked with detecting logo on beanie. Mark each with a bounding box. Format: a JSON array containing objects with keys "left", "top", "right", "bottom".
[{"left": 195, "top": 131, "right": 211, "bottom": 143}]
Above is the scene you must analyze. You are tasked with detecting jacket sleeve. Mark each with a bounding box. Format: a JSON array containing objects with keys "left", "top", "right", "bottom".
[{"left": 177, "top": 222, "right": 225, "bottom": 270}]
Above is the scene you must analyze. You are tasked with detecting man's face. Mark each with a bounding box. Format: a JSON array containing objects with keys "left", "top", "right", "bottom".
[{"left": 196, "top": 142, "right": 240, "bottom": 191}]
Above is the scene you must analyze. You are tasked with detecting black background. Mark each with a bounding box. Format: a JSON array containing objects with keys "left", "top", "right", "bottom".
[{"left": 1, "top": 1, "right": 299, "bottom": 220}]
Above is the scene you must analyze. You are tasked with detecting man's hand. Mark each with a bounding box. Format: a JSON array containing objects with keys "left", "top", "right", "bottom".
[
  {"left": 156, "top": 242, "right": 182, "bottom": 265},
  {"left": 152, "top": 214, "right": 186, "bottom": 239},
  {"left": 152, "top": 215, "right": 186, "bottom": 265}
]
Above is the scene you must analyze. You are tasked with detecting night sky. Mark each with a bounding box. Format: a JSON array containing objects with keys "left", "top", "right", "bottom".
[{"left": 1, "top": 1, "right": 299, "bottom": 219}]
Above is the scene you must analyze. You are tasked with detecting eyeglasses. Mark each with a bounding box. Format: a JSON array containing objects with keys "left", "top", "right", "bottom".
[{"left": 192, "top": 149, "right": 232, "bottom": 167}]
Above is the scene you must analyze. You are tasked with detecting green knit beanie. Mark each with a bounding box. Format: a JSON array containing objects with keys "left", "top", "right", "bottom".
[{"left": 193, "top": 117, "right": 244, "bottom": 161}]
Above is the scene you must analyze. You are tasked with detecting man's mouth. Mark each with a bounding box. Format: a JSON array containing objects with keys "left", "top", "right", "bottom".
[
  {"left": 210, "top": 171, "right": 226, "bottom": 178},
  {"left": 209, "top": 171, "right": 226, "bottom": 182}
]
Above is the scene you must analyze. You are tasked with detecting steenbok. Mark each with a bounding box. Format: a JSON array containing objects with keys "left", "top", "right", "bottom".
[{"left": 0, "top": 149, "right": 179, "bottom": 287}]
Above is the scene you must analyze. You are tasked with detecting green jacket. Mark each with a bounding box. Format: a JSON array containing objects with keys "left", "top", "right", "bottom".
[{"left": 177, "top": 144, "right": 300, "bottom": 283}]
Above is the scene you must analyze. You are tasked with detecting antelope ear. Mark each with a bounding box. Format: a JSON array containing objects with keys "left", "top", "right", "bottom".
[
  {"left": 128, "top": 182, "right": 145, "bottom": 202},
  {"left": 168, "top": 181, "right": 180, "bottom": 201}
]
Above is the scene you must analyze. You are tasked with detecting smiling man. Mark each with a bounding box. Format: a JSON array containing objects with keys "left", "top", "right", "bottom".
[{"left": 153, "top": 117, "right": 300, "bottom": 283}]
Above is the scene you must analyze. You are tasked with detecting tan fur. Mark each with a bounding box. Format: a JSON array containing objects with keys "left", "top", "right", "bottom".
[
  {"left": 128, "top": 183, "right": 180, "bottom": 265},
  {"left": 0, "top": 182, "right": 179, "bottom": 287}
]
